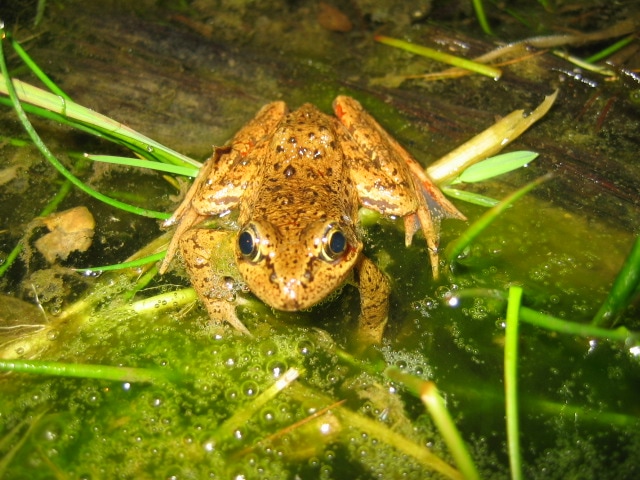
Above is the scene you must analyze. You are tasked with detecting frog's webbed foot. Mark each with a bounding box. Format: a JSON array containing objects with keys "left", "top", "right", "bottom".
[
  {"left": 406, "top": 163, "right": 466, "bottom": 279},
  {"left": 403, "top": 211, "right": 439, "bottom": 279},
  {"left": 199, "top": 297, "right": 252, "bottom": 336}
]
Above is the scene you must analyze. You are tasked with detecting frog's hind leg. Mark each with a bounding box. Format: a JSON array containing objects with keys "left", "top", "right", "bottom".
[{"left": 334, "top": 95, "right": 465, "bottom": 278}]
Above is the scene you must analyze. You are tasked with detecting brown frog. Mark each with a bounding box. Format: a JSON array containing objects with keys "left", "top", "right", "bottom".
[{"left": 159, "top": 96, "right": 464, "bottom": 343}]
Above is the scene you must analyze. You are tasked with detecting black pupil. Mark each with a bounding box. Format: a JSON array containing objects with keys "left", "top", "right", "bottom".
[
  {"left": 238, "top": 230, "right": 255, "bottom": 256},
  {"left": 328, "top": 230, "right": 346, "bottom": 255}
]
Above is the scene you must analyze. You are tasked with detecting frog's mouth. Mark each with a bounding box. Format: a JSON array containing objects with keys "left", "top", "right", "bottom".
[
  {"left": 276, "top": 277, "right": 312, "bottom": 311},
  {"left": 248, "top": 265, "right": 351, "bottom": 312}
]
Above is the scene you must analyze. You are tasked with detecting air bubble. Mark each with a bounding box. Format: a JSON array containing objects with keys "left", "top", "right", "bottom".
[
  {"left": 260, "top": 340, "right": 278, "bottom": 356},
  {"left": 395, "top": 360, "right": 407, "bottom": 370},
  {"left": 267, "top": 360, "right": 287, "bottom": 378},
  {"left": 297, "top": 339, "right": 315, "bottom": 355},
  {"left": 242, "top": 381, "right": 258, "bottom": 397},
  {"left": 225, "top": 387, "right": 239, "bottom": 401},
  {"left": 260, "top": 408, "right": 275, "bottom": 425}
]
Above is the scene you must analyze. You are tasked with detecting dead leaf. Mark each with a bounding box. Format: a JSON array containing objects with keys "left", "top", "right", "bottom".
[
  {"left": 317, "top": 2, "right": 353, "bottom": 33},
  {"left": 35, "top": 206, "right": 95, "bottom": 263}
]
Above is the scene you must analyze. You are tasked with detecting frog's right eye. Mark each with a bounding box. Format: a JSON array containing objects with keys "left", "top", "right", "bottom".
[{"left": 238, "top": 225, "right": 262, "bottom": 262}]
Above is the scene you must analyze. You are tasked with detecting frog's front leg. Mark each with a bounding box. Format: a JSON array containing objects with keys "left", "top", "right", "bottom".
[
  {"left": 353, "top": 255, "right": 391, "bottom": 344},
  {"left": 178, "top": 228, "right": 251, "bottom": 336}
]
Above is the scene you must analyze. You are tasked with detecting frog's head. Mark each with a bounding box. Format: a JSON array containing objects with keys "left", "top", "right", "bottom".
[{"left": 235, "top": 219, "right": 362, "bottom": 311}]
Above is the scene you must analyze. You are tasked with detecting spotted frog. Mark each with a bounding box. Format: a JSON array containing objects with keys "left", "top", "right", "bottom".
[{"left": 159, "top": 96, "right": 464, "bottom": 343}]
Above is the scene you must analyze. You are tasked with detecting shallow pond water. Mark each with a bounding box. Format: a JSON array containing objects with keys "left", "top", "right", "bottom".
[{"left": 1, "top": 1, "right": 639, "bottom": 478}]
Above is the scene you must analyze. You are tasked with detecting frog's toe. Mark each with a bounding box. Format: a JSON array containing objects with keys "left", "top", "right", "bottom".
[{"left": 204, "top": 301, "right": 252, "bottom": 336}]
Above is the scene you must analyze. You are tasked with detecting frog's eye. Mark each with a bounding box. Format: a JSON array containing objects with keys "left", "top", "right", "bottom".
[
  {"left": 238, "top": 224, "right": 262, "bottom": 262},
  {"left": 320, "top": 225, "right": 348, "bottom": 262}
]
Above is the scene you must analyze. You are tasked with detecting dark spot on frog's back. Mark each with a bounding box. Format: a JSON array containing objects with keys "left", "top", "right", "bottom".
[{"left": 283, "top": 165, "right": 296, "bottom": 177}]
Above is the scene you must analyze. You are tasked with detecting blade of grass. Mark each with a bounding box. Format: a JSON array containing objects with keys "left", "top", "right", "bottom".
[
  {"left": 472, "top": 0, "right": 493, "bottom": 35},
  {"left": 7, "top": 31, "right": 69, "bottom": 99},
  {"left": 551, "top": 50, "right": 615, "bottom": 76},
  {"left": 206, "top": 367, "right": 301, "bottom": 448},
  {"left": 34, "top": 0, "right": 47, "bottom": 27},
  {"left": 442, "top": 187, "right": 499, "bottom": 207},
  {"left": 0, "top": 72, "right": 200, "bottom": 168},
  {"left": 335, "top": 403, "right": 464, "bottom": 479},
  {"left": 442, "top": 151, "right": 539, "bottom": 206},
  {"left": 520, "top": 307, "right": 636, "bottom": 345},
  {"left": 0, "top": 37, "right": 171, "bottom": 220},
  {"left": 121, "top": 264, "right": 160, "bottom": 301},
  {"left": 0, "top": 95, "right": 179, "bottom": 164},
  {"left": 505, "top": 286, "right": 523, "bottom": 480},
  {"left": 592, "top": 236, "right": 640, "bottom": 328},
  {"left": 450, "top": 151, "right": 539, "bottom": 184},
  {"left": 375, "top": 35, "right": 501, "bottom": 80},
  {"left": 585, "top": 35, "right": 635, "bottom": 64},
  {"left": 386, "top": 368, "right": 480, "bottom": 480},
  {"left": 87, "top": 154, "right": 199, "bottom": 177},
  {"left": 77, "top": 251, "right": 167, "bottom": 273},
  {"left": 445, "top": 174, "right": 552, "bottom": 264},
  {"left": 0, "top": 359, "right": 174, "bottom": 383}
]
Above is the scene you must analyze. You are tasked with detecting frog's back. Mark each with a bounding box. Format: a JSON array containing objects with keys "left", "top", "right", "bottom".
[{"left": 247, "top": 104, "right": 359, "bottom": 229}]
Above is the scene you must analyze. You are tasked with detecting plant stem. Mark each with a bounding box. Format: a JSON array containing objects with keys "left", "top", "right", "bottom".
[
  {"left": 585, "top": 35, "right": 635, "bottom": 64},
  {"left": 0, "top": 359, "right": 173, "bottom": 383},
  {"left": 505, "top": 286, "right": 523, "bottom": 480},
  {"left": 386, "top": 367, "right": 479, "bottom": 480},
  {"left": 521, "top": 307, "right": 636, "bottom": 344},
  {"left": 472, "top": 0, "right": 493, "bottom": 35},
  {"left": 592, "top": 236, "right": 640, "bottom": 328},
  {"left": 375, "top": 35, "right": 501, "bottom": 79}
]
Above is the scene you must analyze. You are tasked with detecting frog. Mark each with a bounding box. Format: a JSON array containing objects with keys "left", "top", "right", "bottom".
[{"left": 158, "top": 95, "right": 465, "bottom": 343}]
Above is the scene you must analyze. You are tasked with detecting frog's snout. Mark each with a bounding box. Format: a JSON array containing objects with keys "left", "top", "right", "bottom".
[{"left": 274, "top": 277, "right": 307, "bottom": 311}]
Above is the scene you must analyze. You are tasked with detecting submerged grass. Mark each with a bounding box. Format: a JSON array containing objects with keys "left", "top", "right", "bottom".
[
  {"left": 375, "top": 35, "right": 502, "bottom": 80},
  {"left": 592, "top": 236, "right": 640, "bottom": 329},
  {"left": 505, "top": 286, "right": 523, "bottom": 480}
]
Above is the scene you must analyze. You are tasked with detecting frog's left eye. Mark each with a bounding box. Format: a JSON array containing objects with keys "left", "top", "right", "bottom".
[
  {"left": 238, "top": 224, "right": 262, "bottom": 262},
  {"left": 320, "top": 225, "right": 348, "bottom": 262}
]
